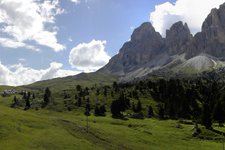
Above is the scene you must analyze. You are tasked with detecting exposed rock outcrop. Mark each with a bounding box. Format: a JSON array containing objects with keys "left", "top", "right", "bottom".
[
  {"left": 166, "top": 21, "right": 193, "bottom": 55},
  {"left": 186, "top": 3, "right": 225, "bottom": 59},
  {"left": 99, "top": 22, "right": 165, "bottom": 75}
]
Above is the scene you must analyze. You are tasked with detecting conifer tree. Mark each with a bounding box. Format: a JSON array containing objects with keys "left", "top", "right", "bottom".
[
  {"left": 201, "top": 103, "right": 212, "bottom": 129},
  {"left": 136, "top": 100, "right": 142, "bottom": 112},
  {"left": 42, "top": 87, "right": 51, "bottom": 107},
  {"left": 213, "top": 101, "right": 225, "bottom": 126},
  {"left": 148, "top": 105, "right": 154, "bottom": 118}
]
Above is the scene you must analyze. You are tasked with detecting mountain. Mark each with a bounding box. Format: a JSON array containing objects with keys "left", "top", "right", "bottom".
[
  {"left": 99, "top": 2, "right": 225, "bottom": 80},
  {"left": 99, "top": 22, "right": 165, "bottom": 76},
  {"left": 186, "top": 3, "right": 225, "bottom": 59}
]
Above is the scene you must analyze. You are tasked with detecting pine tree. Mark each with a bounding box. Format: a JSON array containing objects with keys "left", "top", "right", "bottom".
[
  {"left": 99, "top": 105, "right": 106, "bottom": 116},
  {"left": 113, "top": 81, "right": 118, "bottom": 92},
  {"left": 103, "top": 86, "right": 107, "bottom": 97},
  {"left": 148, "top": 105, "right": 154, "bottom": 118},
  {"left": 111, "top": 100, "right": 121, "bottom": 117},
  {"left": 22, "top": 92, "right": 27, "bottom": 99},
  {"left": 94, "top": 105, "right": 100, "bottom": 116},
  {"left": 85, "top": 98, "right": 91, "bottom": 116},
  {"left": 76, "top": 85, "right": 81, "bottom": 91},
  {"left": 96, "top": 89, "right": 100, "bottom": 96},
  {"left": 11, "top": 96, "right": 18, "bottom": 108},
  {"left": 132, "top": 102, "right": 136, "bottom": 113},
  {"left": 14, "top": 96, "right": 17, "bottom": 103},
  {"left": 32, "top": 93, "right": 35, "bottom": 99},
  {"left": 24, "top": 96, "right": 30, "bottom": 110},
  {"left": 136, "top": 100, "right": 142, "bottom": 112},
  {"left": 213, "top": 101, "right": 225, "bottom": 126},
  {"left": 77, "top": 97, "right": 82, "bottom": 107},
  {"left": 158, "top": 104, "right": 165, "bottom": 120},
  {"left": 201, "top": 103, "right": 212, "bottom": 129},
  {"left": 42, "top": 87, "right": 51, "bottom": 107}
]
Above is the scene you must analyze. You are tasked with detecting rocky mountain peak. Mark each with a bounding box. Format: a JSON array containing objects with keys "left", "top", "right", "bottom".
[
  {"left": 99, "top": 22, "right": 165, "bottom": 75},
  {"left": 131, "top": 22, "right": 163, "bottom": 43},
  {"left": 166, "top": 21, "right": 193, "bottom": 55},
  {"left": 202, "top": 3, "right": 225, "bottom": 42},
  {"left": 186, "top": 2, "right": 225, "bottom": 59}
]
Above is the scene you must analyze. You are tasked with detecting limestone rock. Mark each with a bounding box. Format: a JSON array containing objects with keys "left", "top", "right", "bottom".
[{"left": 166, "top": 21, "right": 193, "bottom": 55}]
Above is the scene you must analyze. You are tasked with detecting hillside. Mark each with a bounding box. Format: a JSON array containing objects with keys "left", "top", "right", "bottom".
[
  {"left": 22, "top": 72, "right": 118, "bottom": 92},
  {"left": 0, "top": 95, "right": 223, "bottom": 150},
  {"left": 1, "top": 68, "right": 225, "bottom": 149}
]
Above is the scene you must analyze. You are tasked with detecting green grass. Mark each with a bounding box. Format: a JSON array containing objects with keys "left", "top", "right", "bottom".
[
  {"left": 0, "top": 96, "right": 223, "bottom": 150},
  {"left": 22, "top": 72, "right": 118, "bottom": 92},
  {"left": 0, "top": 74, "right": 224, "bottom": 150}
]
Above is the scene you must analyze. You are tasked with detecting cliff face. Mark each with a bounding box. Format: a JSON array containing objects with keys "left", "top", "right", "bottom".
[
  {"left": 186, "top": 3, "right": 225, "bottom": 59},
  {"left": 99, "top": 3, "right": 225, "bottom": 77},
  {"left": 166, "top": 21, "right": 193, "bottom": 55},
  {"left": 100, "top": 22, "right": 165, "bottom": 75}
]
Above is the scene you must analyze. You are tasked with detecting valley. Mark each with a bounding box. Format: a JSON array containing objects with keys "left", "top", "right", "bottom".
[{"left": 1, "top": 1, "right": 225, "bottom": 150}]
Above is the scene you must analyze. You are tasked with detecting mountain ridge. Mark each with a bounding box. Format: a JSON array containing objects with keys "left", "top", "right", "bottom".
[{"left": 99, "top": 2, "right": 225, "bottom": 81}]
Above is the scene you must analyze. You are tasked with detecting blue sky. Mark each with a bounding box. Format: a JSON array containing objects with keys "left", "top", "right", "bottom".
[
  {"left": 1, "top": 0, "right": 174, "bottom": 69},
  {"left": 0, "top": 0, "right": 223, "bottom": 85}
]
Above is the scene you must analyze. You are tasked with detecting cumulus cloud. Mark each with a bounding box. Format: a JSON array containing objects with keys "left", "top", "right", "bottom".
[
  {"left": 69, "top": 39, "right": 111, "bottom": 72},
  {"left": 0, "top": 61, "right": 79, "bottom": 86},
  {"left": 150, "top": 0, "right": 225, "bottom": 37},
  {"left": 0, "top": 0, "right": 64, "bottom": 51},
  {"left": 0, "top": 38, "right": 39, "bottom": 51},
  {"left": 41, "top": 62, "right": 63, "bottom": 80}
]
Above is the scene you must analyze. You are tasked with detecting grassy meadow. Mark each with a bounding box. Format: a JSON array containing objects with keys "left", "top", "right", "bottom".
[{"left": 0, "top": 93, "right": 224, "bottom": 150}]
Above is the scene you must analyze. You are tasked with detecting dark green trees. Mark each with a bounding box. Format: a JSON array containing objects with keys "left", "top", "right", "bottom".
[
  {"left": 24, "top": 96, "right": 30, "bottom": 110},
  {"left": 42, "top": 87, "right": 51, "bottom": 107},
  {"left": 136, "top": 100, "right": 142, "bottom": 112},
  {"left": 148, "top": 105, "right": 154, "bottom": 118},
  {"left": 158, "top": 104, "right": 165, "bottom": 120},
  {"left": 201, "top": 103, "right": 212, "bottom": 129},
  {"left": 85, "top": 98, "right": 91, "bottom": 116},
  {"left": 111, "top": 100, "right": 122, "bottom": 118},
  {"left": 110, "top": 92, "right": 130, "bottom": 118},
  {"left": 94, "top": 104, "right": 106, "bottom": 116},
  {"left": 213, "top": 101, "right": 225, "bottom": 126},
  {"left": 11, "top": 96, "right": 18, "bottom": 108}
]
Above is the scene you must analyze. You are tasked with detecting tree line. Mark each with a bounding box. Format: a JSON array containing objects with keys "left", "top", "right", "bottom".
[{"left": 9, "top": 75, "right": 225, "bottom": 129}]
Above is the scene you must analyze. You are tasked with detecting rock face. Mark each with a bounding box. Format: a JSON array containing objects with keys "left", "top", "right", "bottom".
[
  {"left": 99, "top": 22, "right": 165, "bottom": 75},
  {"left": 166, "top": 21, "right": 193, "bottom": 55},
  {"left": 186, "top": 3, "right": 225, "bottom": 59},
  {"left": 99, "top": 2, "right": 225, "bottom": 77}
]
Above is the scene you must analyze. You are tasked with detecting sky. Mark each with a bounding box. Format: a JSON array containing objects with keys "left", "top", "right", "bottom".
[{"left": 0, "top": 0, "right": 224, "bottom": 86}]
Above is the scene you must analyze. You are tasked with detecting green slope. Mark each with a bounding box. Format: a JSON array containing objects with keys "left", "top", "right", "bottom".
[
  {"left": 0, "top": 69, "right": 225, "bottom": 150},
  {"left": 0, "top": 95, "right": 223, "bottom": 150},
  {"left": 22, "top": 72, "right": 118, "bottom": 92}
]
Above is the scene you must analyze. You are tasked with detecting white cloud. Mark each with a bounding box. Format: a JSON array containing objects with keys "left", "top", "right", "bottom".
[
  {"left": 68, "top": 37, "right": 73, "bottom": 42},
  {"left": 150, "top": 0, "right": 225, "bottom": 37},
  {"left": 71, "top": 0, "right": 80, "bottom": 4},
  {"left": 69, "top": 39, "right": 111, "bottom": 72},
  {"left": 0, "top": 61, "right": 80, "bottom": 86},
  {"left": 41, "top": 62, "right": 63, "bottom": 80},
  {"left": 0, "top": 38, "right": 39, "bottom": 51},
  {"left": 0, "top": 0, "right": 65, "bottom": 51}
]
